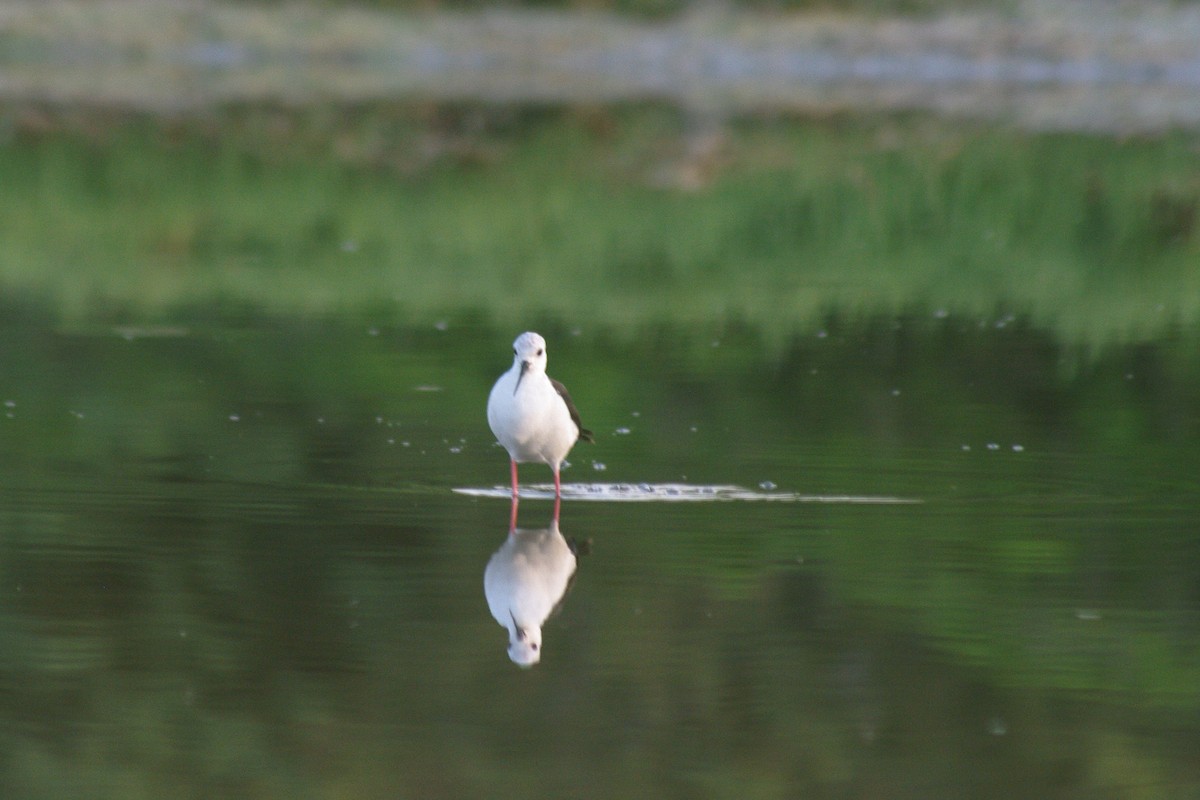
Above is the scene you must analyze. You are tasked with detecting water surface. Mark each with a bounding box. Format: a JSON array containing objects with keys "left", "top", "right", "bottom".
[{"left": 1, "top": 314, "right": 1197, "bottom": 798}]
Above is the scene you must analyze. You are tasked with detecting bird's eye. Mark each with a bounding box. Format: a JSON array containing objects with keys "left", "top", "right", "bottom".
[
  {"left": 531, "top": 643, "right": 539, "bottom": 650},
  {"left": 537, "top": 348, "right": 544, "bottom": 356},
  {"left": 513, "top": 348, "right": 517, "bottom": 355}
]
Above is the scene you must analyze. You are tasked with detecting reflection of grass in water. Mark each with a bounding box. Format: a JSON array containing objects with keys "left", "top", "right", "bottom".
[
  {"left": 0, "top": 312, "right": 1197, "bottom": 794},
  {"left": 2, "top": 108, "right": 1197, "bottom": 346}
]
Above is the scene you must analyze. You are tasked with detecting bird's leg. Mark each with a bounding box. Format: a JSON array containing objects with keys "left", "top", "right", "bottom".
[
  {"left": 552, "top": 467, "right": 563, "bottom": 523},
  {"left": 509, "top": 494, "right": 519, "bottom": 533},
  {"left": 510, "top": 459, "right": 519, "bottom": 499}
]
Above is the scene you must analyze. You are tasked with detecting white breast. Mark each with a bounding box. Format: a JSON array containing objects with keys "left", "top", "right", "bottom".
[
  {"left": 485, "top": 527, "right": 574, "bottom": 624},
  {"left": 487, "top": 370, "right": 579, "bottom": 468}
]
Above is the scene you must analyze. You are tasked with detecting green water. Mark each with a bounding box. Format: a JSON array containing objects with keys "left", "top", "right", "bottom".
[{"left": 1, "top": 108, "right": 1198, "bottom": 798}]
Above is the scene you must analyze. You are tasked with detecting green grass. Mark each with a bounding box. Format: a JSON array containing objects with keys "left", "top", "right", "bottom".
[{"left": 1, "top": 107, "right": 1197, "bottom": 348}]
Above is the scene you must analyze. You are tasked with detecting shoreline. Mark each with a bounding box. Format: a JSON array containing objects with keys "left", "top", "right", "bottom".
[{"left": 2, "top": 1, "right": 1200, "bottom": 131}]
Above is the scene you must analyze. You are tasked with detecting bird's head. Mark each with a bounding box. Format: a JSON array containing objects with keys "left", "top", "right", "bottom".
[
  {"left": 511, "top": 331, "right": 548, "bottom": 394},
  {"left": 508, "top": 611, "right": 542, "bottom": 667}
]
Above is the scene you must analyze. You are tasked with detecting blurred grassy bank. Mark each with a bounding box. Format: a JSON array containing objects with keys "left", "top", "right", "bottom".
[{"left": 1, "top": 105, "right": 1198, "bottom": 350}]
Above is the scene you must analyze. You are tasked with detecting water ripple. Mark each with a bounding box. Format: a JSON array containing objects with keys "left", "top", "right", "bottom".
[{"left": 453, "top": 483, "right": 921, "bottom": 504}]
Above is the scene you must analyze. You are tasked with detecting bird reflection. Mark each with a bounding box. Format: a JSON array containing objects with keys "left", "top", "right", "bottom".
[{"left": 484, "top": 499, "right": 589, "bottom": 667}]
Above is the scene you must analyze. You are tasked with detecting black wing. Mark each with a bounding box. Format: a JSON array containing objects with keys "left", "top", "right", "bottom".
[{"left": 550, "top": 378, "right": 594, "bottom": 443}]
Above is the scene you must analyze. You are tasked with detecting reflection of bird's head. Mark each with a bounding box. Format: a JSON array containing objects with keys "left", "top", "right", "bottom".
[
  {"left": 508, "top": 611, "right": 542, "bottom": 667},
  {"left": 511, "top": 331, "right": 547, "bottom": 394}
]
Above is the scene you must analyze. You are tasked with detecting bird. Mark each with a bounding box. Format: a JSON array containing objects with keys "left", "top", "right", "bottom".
[
  {"left": 487, "top": 331, "right": 593, "bottom": 501},
  {"left": 483, "top": 518, "right": 588, "bottom": 667}
]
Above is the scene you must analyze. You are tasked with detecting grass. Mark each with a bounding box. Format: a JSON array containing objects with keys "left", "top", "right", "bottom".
[{"left": 0, "top": 106, "right": 1198, "bottom": 349}]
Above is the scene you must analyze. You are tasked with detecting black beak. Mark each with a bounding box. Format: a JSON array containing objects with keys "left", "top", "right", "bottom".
[
  {"left": 510, "top": 611, "right": 526, "bottom": 640},
  {"left": 513, "top": 360, "right": 529, "bottom": 395}
]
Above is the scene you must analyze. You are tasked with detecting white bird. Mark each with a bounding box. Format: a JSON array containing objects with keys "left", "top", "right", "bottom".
[
  {"left": 483, "top": 519, "right": 584, "bottom": 667},
  {"left": 487, "top": 331, "right": 593, "bottom": 500}
]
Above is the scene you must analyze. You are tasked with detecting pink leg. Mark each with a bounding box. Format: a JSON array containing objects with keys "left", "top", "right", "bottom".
[
  {"left": 553, "top": 466, "right": 562, "bottom": 499},
  {"left": 509, "top": 494, "right": 519, "bottom": 532},
  {"left": 510, "top": 459, "right": 519, "bottom": 499},
  {"left": 553, "top": 492, "right": 561, "bottom": 525}
]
